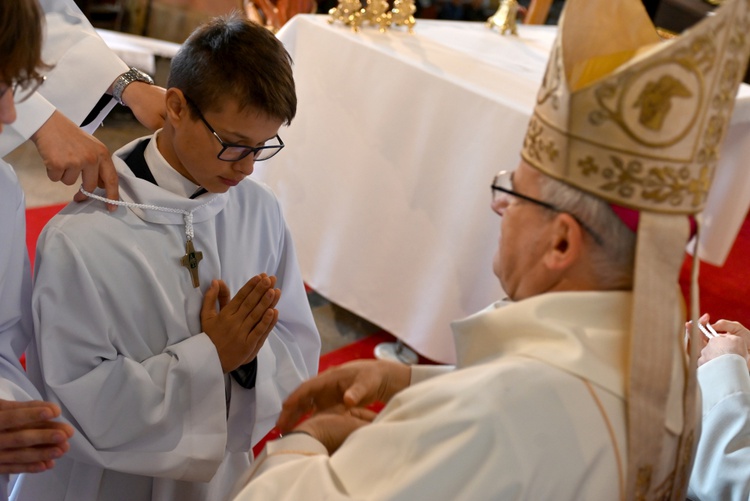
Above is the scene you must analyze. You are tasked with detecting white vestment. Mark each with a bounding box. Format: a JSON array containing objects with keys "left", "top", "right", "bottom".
[
  {"left": 0, "top": 161, "right": 48, "bottom": 501},
  {"left": 688, "top": 354, "right": 750, "bottom": 501},
  {"left": 14, "top": 136, "right": 320, "bottom": 501},
  {"left": 0, "top": 3, "right": 127, "bottom": 499},
  {"left": 233, "top": 291, "right": 686, "bottom": 500},
  {"left": 0, "top": 0, "right": 127, "bottom": 157}
]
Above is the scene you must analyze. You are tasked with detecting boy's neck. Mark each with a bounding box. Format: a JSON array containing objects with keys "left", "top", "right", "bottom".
[{"left": 155, "top": 125, "right": 199, "bottom": 186}]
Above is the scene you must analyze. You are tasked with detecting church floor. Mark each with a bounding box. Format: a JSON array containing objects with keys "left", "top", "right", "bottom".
[{"left": 6, "top": 107, "right": 377, "bottom": 356}]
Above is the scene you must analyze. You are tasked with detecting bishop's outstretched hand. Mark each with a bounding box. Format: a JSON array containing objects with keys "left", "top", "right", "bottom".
[{"left": 276, "top": 359, "right": 410, "bottom": 433}]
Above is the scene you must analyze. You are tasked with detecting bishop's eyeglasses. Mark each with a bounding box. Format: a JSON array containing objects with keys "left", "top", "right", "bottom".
[
  {"left": 184, "top": 95, "right": 284, "bottom": 162},
  {"left": 491, "top": 170, "right": 604, "bottom": 246}
]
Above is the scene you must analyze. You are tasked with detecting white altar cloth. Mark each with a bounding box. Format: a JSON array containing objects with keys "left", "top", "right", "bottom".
[{"left": 255, "top": 15, "right": 750, "bottom": 363}]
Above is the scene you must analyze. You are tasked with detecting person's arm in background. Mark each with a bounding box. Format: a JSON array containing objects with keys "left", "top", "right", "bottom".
[
  {"left": 0, "top": 0, "right": 166, "bottom": 205},
  {"left": 0, "top": 383, "right": 75, "bottom": 499},
  {"left": 688, "top": 318, "right": 750, "bottom": 501}
]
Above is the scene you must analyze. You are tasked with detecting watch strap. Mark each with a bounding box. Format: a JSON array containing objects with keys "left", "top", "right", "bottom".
[{"left": 112, "top": 67, "right": 154, "bottom": 106}]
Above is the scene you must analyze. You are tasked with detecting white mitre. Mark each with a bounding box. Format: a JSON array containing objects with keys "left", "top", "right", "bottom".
[
  {"left": 523, "top": 0, "right": 750, "bottom": 214},
  {"left": 521, "top": 0, "right": 750, "bottom": 499}
]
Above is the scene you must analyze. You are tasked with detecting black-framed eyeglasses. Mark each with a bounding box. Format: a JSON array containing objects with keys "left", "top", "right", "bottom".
[
  {"left": 491, "top": 170, "right": 604, "bottom": 246},
  {"left": 1, "top": 75, "right": 46, "bottom": 104},
  {"left": 183, "top": 95, "right": 284, "bottom": 162}
]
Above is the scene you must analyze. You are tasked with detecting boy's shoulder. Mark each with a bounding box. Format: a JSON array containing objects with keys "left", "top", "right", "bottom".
[
  {"left": 40, "top": 197, "right": 130, "bottom": 252},
  {"left": 226, "top": 176, "right": 282, "bottom": 211}
]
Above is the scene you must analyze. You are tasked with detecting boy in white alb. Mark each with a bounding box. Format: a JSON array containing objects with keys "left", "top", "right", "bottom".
[{"left": 15, "top": 14, "right": 320, "bottom": 501}]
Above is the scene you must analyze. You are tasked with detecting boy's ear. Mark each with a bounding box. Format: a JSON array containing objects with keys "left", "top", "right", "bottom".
[
  {"left": 543, "top": 213, "right": 585, "bottom": 271},
  {"left": 165, "top": 88, "right": 187, "bottom": 123}
]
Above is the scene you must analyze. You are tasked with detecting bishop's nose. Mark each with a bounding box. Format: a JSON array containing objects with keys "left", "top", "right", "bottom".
[{"left": 491, "top": 193, "right": 509, "bottom": 216}]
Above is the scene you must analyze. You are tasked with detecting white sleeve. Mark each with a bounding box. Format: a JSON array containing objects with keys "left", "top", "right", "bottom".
[
  {"left": 410, "top": 364, "right": 455, "bottom": 385},
  {"left": 0, "top": 0, "right": 128, "bottom": 156},
  {"left": 240, "top": 202, "right": 321, "bottom": 446},
  {"left": 688, "top": 354, "right": 750, "bottom": 501},
  {"left": 0, "top": 162, "right": 42, "bottom": 401},
  {"left": 0, "top": 164, "right": 43, "bottom": 501},
  {"left": 0, "top": 94, "right": 55, "bottom": 156},
  {"left": 233, "top": 369, "right": 526, "bottom": 500}
]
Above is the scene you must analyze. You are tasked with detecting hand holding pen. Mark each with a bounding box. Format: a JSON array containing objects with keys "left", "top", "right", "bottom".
[{"left": 693, "top": 314, "right": 750, "bottom": 369}]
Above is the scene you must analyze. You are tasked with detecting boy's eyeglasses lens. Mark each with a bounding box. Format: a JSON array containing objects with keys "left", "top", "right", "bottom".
[{"left": 217, "top": 137, "right": 284, "bottom": 162}]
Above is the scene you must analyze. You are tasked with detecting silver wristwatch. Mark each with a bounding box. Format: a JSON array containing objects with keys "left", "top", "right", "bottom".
[{"left": 112, "top": 67, "right": 154, "bottom": 106}]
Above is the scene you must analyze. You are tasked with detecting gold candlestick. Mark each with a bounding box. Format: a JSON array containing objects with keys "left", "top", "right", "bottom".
[
  {"left": 329, "top": 0, "right": 364, "bottom": 31},
  {"left": 487, "top": 0, "right": 519, "bottom": 35},
  {"left": 363, "top": 0, "right": 391, "bottom": 32},
  {"left": 388, "top": 0, "right": 416, "bottom": 33}
]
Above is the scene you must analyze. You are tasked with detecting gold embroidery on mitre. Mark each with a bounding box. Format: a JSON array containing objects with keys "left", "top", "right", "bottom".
[
  {"left": 587, "top": 56, "right": 706, "bottom": 149},
  {"left": 523, "top": 116, "right": 559, "bottom": 163},
  {"left": 633, "top": 75, "right": 693, "bottom": 131},
  {"left": 537, "top": 44, "right": 563, "bottom": 110},
  {"left": 697, "top": 114, "right": 726, "bottom": 166},
  {"left": 521, "top": 0, "right": 750, "bottom": 215},
  {"left": 577, "top": 156, "right": 710, "bottom": 208}
]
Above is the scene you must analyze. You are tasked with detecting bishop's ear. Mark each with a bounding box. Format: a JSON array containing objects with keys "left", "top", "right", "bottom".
[{"left": 543, "top": 212, "right": 585, "bottom": 271}]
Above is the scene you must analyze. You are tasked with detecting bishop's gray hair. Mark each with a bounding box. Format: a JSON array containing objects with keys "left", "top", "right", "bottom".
[{"left": 536, "top": 173, "right": 637, "bottom": 290}]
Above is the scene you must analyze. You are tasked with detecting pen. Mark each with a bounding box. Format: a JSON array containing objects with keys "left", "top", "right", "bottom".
[
  {"left": 705, "top": 322, "right": 720, "bottom": 338},
  {"left": 697, "top": 322, "right": 715, "bottom": 339}
]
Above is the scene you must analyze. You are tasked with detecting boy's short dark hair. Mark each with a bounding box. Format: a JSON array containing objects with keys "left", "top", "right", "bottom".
[
  {"left": 168, "top": 13, "right": 297, "bottom": 125},
  {"left": 0, "top": 0, "right": 45, "bottom": 87}
]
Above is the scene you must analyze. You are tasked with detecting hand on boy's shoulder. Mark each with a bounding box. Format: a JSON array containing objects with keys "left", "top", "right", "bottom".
[
  {"left": 32, "top": 111, "right": 119, "bottom": 211},
  {"left": 200, "top": 274, "right": 281, "bottom": 373}
]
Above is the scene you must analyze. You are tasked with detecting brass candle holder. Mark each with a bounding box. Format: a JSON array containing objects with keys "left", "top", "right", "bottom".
[
  {"left": 329, "top": 0, "right": 364, "bottom": 31},
  {"left": 487, "top": 0, "right": 519, "bottom": 35},
  {"left": 363, "top": 0, "right": 391, "bottom": 32},
  {"left": 388, "top": 0, "right": 416, "bottom": 33}
]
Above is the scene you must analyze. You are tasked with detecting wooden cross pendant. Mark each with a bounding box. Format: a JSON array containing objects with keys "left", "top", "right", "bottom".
[{"left": 180, "top": 239, "right": 203, "bottom": 288}]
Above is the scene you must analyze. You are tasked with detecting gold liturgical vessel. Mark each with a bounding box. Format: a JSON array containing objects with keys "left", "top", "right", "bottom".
[
  {"left": 363, "top": 0, "right": 391, "bottom": 32},
  {"left": 388, "top": 0, "right": 416, "bottom": 32},
  {"left": 487, "top": 0, "right": 519, "bottom": 35},
  {"left": 329, "top": 0, "right": 417, "bottom": 33},
  {"left": 329, "top": 0, "right": 364, "bottom": 31}
]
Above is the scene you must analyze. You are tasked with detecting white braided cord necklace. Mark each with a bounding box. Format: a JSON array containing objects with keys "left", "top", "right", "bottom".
[{"left": 79, "top": 185, "right": 211, "bottom": 287}]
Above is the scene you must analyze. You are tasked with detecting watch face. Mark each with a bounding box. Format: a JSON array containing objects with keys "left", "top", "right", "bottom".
[{"left": 130, "top": 68, "right": 154, "bottom": 85}]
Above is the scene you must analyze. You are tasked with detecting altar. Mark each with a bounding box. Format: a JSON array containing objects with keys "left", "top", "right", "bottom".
[{"left": 254, "top": 15, "right": 750, "bottom": 363}]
